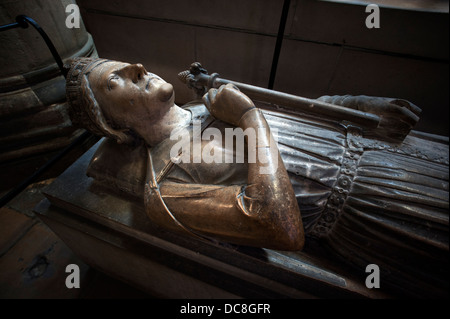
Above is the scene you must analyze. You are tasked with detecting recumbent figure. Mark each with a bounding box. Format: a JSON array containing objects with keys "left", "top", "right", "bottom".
[{"left": 64, "top": 58, "right": 449, "bottom": 297}]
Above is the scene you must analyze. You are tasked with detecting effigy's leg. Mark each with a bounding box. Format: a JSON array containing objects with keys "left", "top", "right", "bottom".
[{"left": 310, "top": 127, "right": 449, "bottom": 297}]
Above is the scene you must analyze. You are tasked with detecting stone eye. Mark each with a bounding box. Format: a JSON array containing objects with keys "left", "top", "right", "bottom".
[{"left": 107, "top": 75, "right": 119, "bottom": 90}]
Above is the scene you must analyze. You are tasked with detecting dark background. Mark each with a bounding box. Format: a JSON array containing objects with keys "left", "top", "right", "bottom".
[{"left": 77, "top": 0, "right": 449, "bottom": 136}]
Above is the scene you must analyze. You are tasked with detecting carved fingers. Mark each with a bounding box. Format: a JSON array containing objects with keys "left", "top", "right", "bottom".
[
  {"left": 318, "top": 95, "right": 422, "bottom": 141},
  {"left": 202, "top": 83, "right": 256, "bottom": 127}
]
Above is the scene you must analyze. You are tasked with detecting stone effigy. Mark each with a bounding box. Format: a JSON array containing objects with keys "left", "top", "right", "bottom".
[{"left": 62, "top": 57, "right": 448, "bottom": 297}]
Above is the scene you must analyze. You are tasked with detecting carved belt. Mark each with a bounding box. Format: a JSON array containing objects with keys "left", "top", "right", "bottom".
[{"left": 309, "top": 126, "right": 364, "bottom": 238}]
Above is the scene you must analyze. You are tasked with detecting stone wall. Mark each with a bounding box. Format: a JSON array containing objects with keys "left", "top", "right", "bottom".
[{"left": 76, "top": 0, "right": 448, "bottom": 136}]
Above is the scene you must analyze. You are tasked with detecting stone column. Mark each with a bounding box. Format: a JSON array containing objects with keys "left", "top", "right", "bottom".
[{"left": 0, "top": 0, "right": 97, "bottom": 164}]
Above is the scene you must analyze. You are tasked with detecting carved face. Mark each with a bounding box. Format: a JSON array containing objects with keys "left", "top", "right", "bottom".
[{"left": 88, "top": 61, "right": 175, "bottom": 132}]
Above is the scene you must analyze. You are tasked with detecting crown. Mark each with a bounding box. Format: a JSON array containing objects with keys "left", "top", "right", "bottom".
[
  {"left": 65, "top": 57, "right": 109, "bottom": 100},
  {"left": 64, "top": 58, "right": 109, "bottom": 135},
  {"left": 63, "top": 58, "right": 134, "bottom": 144}
]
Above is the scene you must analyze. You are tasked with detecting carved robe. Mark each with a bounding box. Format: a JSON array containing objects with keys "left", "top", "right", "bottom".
[{"left": 88, "top": 101, "right": 449, "bottom": 296}]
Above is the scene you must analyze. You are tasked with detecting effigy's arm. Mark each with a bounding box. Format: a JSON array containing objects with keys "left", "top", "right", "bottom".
[
  {"left": 144, "top": 84, "right": 304, "bottom": 250},
  {"left": 150, "top": 179, "right": 303, "bottom": 250},
  {"left": 317, "top": 95, "right": 421, "bottom": 142}
]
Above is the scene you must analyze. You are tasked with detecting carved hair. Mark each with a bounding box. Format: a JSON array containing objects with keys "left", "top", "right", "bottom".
[{"left": 64, "top": 57, "right": 134, "bottom": 144}]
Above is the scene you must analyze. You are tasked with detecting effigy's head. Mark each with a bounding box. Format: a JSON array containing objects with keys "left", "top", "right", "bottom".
[{"left": 65, "top": 57, "right": 175, "bottom": 144}]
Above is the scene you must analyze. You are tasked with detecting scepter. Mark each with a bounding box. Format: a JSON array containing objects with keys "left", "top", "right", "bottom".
[{"left": 178, "top": 62, "right": 381, "bottom": 129}]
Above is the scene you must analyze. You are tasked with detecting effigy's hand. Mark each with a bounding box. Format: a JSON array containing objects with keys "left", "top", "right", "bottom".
[
  {"left": 318, "top": 95, "right": 421, "bottom": 141},
  {"left": 202, "top": 83, "right": 256, "bottom": 127},
  {"left": 374, "top": 98, "right": 421, "bottom": 140}
]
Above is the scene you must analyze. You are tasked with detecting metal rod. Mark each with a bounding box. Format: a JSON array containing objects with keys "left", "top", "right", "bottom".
[
  {"left": 268, "top": 0, "right": 290, "bottom": 90},
  {"left": 196, "top": 73, "right": 381, "bottom": 128},
  {"left": 0, "top": 22, "right": 21, "bottom": 31},
  {"left": 15, "top": 15, "right": 67, "bottom": 78}
]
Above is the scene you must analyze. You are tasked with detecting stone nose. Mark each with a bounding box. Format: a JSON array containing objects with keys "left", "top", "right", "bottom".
[{"left": 118, "top": 63, "right": 148, "bottom": 83}]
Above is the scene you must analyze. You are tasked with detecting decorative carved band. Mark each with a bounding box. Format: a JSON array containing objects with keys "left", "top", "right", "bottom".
[{"left": 310, "top": 127, "right": 363, "bottom": 238}]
